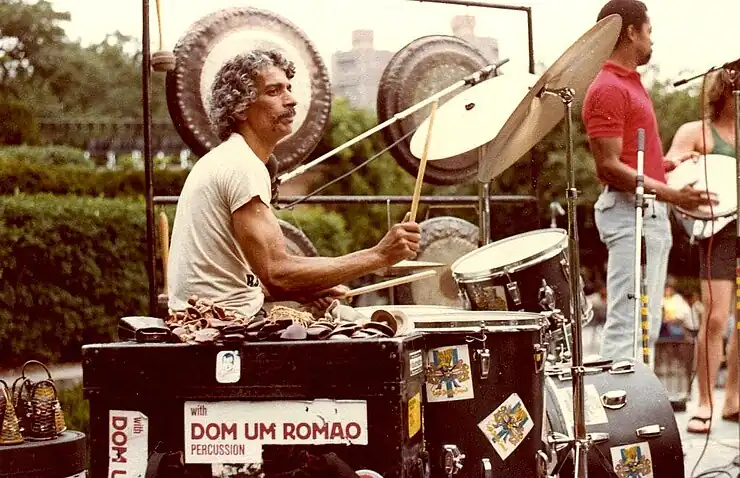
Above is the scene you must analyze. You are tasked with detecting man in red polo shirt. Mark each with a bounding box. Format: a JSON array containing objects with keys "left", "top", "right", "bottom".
[{"left": 583, "top": 0, "right": 715, "bottom": 364}]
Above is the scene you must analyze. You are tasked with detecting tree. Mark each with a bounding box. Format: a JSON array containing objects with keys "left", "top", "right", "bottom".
[{"left": 0, "top": 0, "right": 70, "bottom": 94}]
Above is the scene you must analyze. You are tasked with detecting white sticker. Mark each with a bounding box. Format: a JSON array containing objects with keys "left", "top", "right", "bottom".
[
  {"left": 216, "top": 350, "right": 241, "bottom": 384},
  {"left": 477, "top": 392, "right": 534, "bottom": 460},
  {"left": 555, "top": 384, "right": 609, "bottom": 434},
  {"left": 425, "top": 344, "right": 474, "bottom": 402},
  {"left": 184, "top": 399, "right": 368, "bottom": 464},
  {"left": 610, "top": 442, "right": 654, "bottom": 478},
  {"left": 409, "top": 350, "right": 423, "bottom": 377},
  {"left": 108, "top": 410, "right": 149, "bottom": 478}
]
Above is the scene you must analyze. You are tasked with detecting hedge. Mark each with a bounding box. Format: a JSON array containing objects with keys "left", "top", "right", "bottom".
[
  {"left": 0, "top": 145, "right": 93, "bottom": 168},
  {"left": 0, "top": 159, "right": 189, "bottom": 197},
  {"left": 0, "top": 194, "right": 349, "bottom": 365}
]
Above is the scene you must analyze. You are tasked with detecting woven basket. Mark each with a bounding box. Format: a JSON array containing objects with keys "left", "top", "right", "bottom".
[
  {"left": 29, "top": 379, "right": 66, "bottom": 440},
  {"left": 0, "top": 380, "right": 24, "bottom": 445}
]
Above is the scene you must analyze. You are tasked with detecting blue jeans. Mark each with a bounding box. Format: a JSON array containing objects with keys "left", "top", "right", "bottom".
[{"left": 594, "top": 188, "right": 673, "bottom": 365}]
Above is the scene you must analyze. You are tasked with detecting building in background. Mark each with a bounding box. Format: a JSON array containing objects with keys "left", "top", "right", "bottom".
[
  {"left": 331, "top": 17, "right": 499, "bottom": 111},
  {"left": 331, "top": 30, "right": 394, "bottom": 111}
]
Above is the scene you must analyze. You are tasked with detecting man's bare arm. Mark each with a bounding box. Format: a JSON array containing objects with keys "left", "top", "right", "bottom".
[
  {"left": 232, "top": 198, "right": 419, "bottom": 300},
  {"left": 589, "top": 136, "right": 676, "bottom": 202}
]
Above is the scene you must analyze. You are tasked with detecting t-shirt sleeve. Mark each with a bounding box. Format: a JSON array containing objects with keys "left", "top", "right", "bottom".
[
  {"left": 582, "top": 84, "right": 628, "bottom": 138},
  {"left": 219, "top": 159, "right": 272, "bottom": 214}
]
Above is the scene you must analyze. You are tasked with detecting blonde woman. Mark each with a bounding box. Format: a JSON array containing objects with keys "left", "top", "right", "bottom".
[{"left": 667, "top": 69, "right": 737, "bottom": 434}]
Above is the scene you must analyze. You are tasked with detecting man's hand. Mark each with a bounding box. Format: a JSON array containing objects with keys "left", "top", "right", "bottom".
[
  {"left": 308, "top": 284, "right": 351, "bottom": 311},
  {"left": 373, "top": 213, "right": 421, "bottom": 266},
  {"left": 669, "top": 183, "right": 719, "bottom": 211},
  {"left": 666, "top": 150, "right": 699, "bottom": 169}
]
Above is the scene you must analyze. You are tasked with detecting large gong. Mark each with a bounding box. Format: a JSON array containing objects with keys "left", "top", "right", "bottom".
[
  {"left": 376, "top": 35, "right": 491, "bottom": 185},
  {"left": 396, "top": 216, "right": 479, "bottom": 307},
  {"left": 165, "top": 7, "right": 332, "bottom": 175}
]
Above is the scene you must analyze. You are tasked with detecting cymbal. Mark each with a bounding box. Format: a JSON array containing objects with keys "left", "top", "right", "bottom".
[
  {"left": 478, "top": 14, "right": 622, "bottom": 182},
  {"left": 409, "top": 73, "right": 539, "bottom": 161}
]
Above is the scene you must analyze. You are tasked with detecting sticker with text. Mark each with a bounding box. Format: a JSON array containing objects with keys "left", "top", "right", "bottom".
[
  {"left": 408, "top": 392, "right": 422, "bottom": 438},
  {"left": 555, "top": 384, "right": 608, "bottom": 434},
  {"left": 109, "top": 410, "right": 148, "bottom": 477}
]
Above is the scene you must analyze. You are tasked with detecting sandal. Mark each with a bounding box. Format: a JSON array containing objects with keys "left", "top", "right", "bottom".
[
  {"left": 722, "top": 411, "right": 739, "bottom": 422},
  {"left": 686, "top": 416, "right": 712, "bottom": 434}
]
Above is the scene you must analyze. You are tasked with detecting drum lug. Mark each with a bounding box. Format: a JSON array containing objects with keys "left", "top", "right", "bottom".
[
  {"left": 475, "top": 348, "right": 491, "bottom": 380},
  {"left": 609, "top": 360, "right": 636, "bottom": 375},
  {"left": 588, "top": 432, "right": 610, "bottom": 444},
  {"left": 533, "top": 343, "right": 546, "bottom": 373},
  {"left": 538, "top": 279, "right": 557, "bottom": 311},
  {"left": 480, "top": 458, "right": 493, "bottom": 478},
  {"left": 506, "top": 280, "right": 522, "bottom": 306},
  {"left": 559, "top": 257, "right": 570, "bottom": 282},
  {"left": 636, "top": 424, "right": 665, "bottom": 438},
  {"left": 442, "top": 444, "right": 465, "bottom": 477},
  {"left": 537, "top": 449, "right": 557, "bottom": 477},
  {"left": 601, "top": 389, "right": 627, "bottom": 410}
]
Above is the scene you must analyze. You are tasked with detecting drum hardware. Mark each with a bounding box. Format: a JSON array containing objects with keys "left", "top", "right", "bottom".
[
  {"left": 537, "top": 448, "right": 557, "bottom": 477},
  {"left": 505, "top": 277, "right": 522, "bottom": 306},
  {"left": 636, "top": 424, "right": 664, "bottom": 439},
  {"left": 477, "top": 179, "right": 492, "bottom": 246},
  {"left": 480, "top": 458, "right": 493, "bottom": 478},
  {"left": 442, "top": 444, "right": 465, "bottom": 477},
  {"left": 608, "top": 360, "right": 635, "bottom": 375},
  {"left": 549, "top": 202, "right": 566, "bottom": 229},
  {"left": 600, "top": 390, "right": 627, "bottom": 410},
  {"left": 465, "top": 331, "right": 491, "bottom": 379},
  {"left": 538, "top": 279, "right": 557, "bottom": 312}
]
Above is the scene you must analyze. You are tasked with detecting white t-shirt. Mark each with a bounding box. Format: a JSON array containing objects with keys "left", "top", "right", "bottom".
[{"left": 167, "top": 133, "right": 272, "bottom": 317}]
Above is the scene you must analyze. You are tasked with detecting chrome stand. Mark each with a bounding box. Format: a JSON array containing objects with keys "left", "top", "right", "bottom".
[
  {"left": 545, "top": 86, "right": 590, "bottom": 478},
  {"left": 478, "top": 180, "right": 492, "bottom": 246}
]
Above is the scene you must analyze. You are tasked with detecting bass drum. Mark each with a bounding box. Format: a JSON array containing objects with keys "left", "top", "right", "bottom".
[{"left": 545, "top": 360, "right": 684, "bottom": 478}]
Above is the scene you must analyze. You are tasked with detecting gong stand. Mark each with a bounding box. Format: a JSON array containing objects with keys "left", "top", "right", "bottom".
[
  {"left": 542, "top": 86, "right": 591, "bottom": 478},
  {"left": 278, "top": 59, "right": 510, "bottom": 184}
]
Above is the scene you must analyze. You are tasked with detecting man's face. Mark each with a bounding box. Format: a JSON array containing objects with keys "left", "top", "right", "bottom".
[
  {"left": 633, "top": 17, "right": 653, "bottom": 66},
  {"left": 244, "top": 66, "right": 297, "bottom": 143}
]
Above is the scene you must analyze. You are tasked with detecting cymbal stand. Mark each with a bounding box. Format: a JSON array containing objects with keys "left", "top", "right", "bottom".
[
  {"left": 543, "top": 86, "right": 590, "bottom": 478},
  {"left": 478, "top": 148, "right": 492, "bottom": 246},
  {"left": 729, "top": 66, "right": 740, "bottom": 471}
]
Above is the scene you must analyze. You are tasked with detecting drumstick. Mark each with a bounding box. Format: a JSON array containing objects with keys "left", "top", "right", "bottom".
[
  {"left": 338, "top": 270, "right": 437, "bottom": 299},
  {"left": 158, "top": 210, "right": 170, "bottom": 297},
  {"left": 409, "top": 100, "right": 439, "bottom": 223}
]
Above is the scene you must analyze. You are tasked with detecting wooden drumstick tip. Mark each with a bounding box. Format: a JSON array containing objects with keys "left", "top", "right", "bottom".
[{"left": 152, "top": 50, "right": 176, "bottom": 72}]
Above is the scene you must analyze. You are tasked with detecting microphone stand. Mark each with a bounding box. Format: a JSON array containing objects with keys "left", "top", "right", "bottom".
[{"left": 631, "top": 128, "right": 651, "bottom": 364}]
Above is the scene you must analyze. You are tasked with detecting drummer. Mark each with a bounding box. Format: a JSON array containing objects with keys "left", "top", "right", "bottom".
[
  {"left": 666, "top": 69, "right": 737, "bottom": 433},
  {"left": 582, "top": 0, "right": 716, "bottom": 364},
  {"left": 167, "top": 49, "right": 421, "bottom": 318}
]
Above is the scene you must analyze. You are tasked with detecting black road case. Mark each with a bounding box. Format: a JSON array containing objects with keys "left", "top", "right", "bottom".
[{"left": 83, "top": 335, "right": 427, "bottom": 478}]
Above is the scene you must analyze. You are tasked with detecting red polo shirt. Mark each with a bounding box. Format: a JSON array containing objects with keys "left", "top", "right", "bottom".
[{"left": 582, "top": 61, "right": 667, "bottom": 184}]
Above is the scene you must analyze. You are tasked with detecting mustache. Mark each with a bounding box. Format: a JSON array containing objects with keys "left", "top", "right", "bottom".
[{"left": 278, "top": 109, "right": 296, "bottom": 120}]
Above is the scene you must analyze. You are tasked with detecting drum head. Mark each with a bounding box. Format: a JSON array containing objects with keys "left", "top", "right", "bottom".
[
  {"left": 165, "top": 7, "right": 332, "bottom": 174},
  {"left": 452, "top": 228, "right": 567, "bottom": 281},
  {"left": 396, "top": 217, "right": 479, "bottom": 307},
  {"left": 412, "top": 310, "right": 546, "bottom": 332},
  {"left": 667, "top": 154, "right": 737, "bottom": 219},
  {"left": 376, "top": 35, "right": 491, "bottom": 185}
]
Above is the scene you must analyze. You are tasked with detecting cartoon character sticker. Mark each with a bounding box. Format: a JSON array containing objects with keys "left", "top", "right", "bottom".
[
  {"left": 425, "top": 345, "right": 474, "bottom": 402},
  {"left": 477, "top": 393, "right": 534, "bottom": 460},
  {"left": 610, "top": 442, "right": 654, "bottom": 478}
]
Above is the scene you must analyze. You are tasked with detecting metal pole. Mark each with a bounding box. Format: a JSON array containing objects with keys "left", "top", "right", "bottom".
[
  {"left": 154, "top": 194, "right": 537, "bottom": 206},
  {"left": 142, "top": 0, "right": 157, "bottom": 315},
  {"left": 409, "top": 0, "right": 535, "bottom": 74}
]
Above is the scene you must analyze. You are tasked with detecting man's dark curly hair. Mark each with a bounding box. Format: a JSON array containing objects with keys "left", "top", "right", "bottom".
[{"left": 208, "top": 49, "right": 296, "bottom": 141}]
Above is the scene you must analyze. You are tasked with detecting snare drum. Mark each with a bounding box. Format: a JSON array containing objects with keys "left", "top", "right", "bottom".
[
  {"left": 451, "top": 229, "right": 593, "bottom": 329},
  {"left": 413, "top": 311, "right": 549, "bottom": 477},
  {"left": 667, "top": 154, "right": 737, "bottom": 219}
]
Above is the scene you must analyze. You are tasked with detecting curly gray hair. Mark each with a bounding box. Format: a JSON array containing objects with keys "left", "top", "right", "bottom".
[{"left": 208, "top": 50, "right": 296, "bottom": 141}]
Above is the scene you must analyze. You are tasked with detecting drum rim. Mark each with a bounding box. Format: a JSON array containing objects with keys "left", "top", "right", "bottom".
[
  {"left": 451, "top": 229, "right": 568, "bottom": 282},
  {"left": 411, "top": 310, "right": 549, "bottom": 331},
  {"left": 670, "top": 154, "right": 737, "bottom": 218}
]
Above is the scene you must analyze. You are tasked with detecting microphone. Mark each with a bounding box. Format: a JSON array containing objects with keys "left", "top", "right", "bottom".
[{"left": 673, "top": 57, "right": 740, "bottom": 87}]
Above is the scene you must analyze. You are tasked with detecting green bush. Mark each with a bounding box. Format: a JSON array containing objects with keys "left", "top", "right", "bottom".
[
  {"left": 0, "top": 159, "right": 189, "bottom": 197},
  {"left": 0, "top": 194, "right": 356, "bottom": 365},
  {"left": 0, "top": 145, "right": 93, "bottom": 167}
]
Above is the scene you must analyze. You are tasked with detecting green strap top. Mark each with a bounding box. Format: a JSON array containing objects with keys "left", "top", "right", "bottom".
[{"left": 711, "top": 126, "right": 736, "bottom": 157}]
